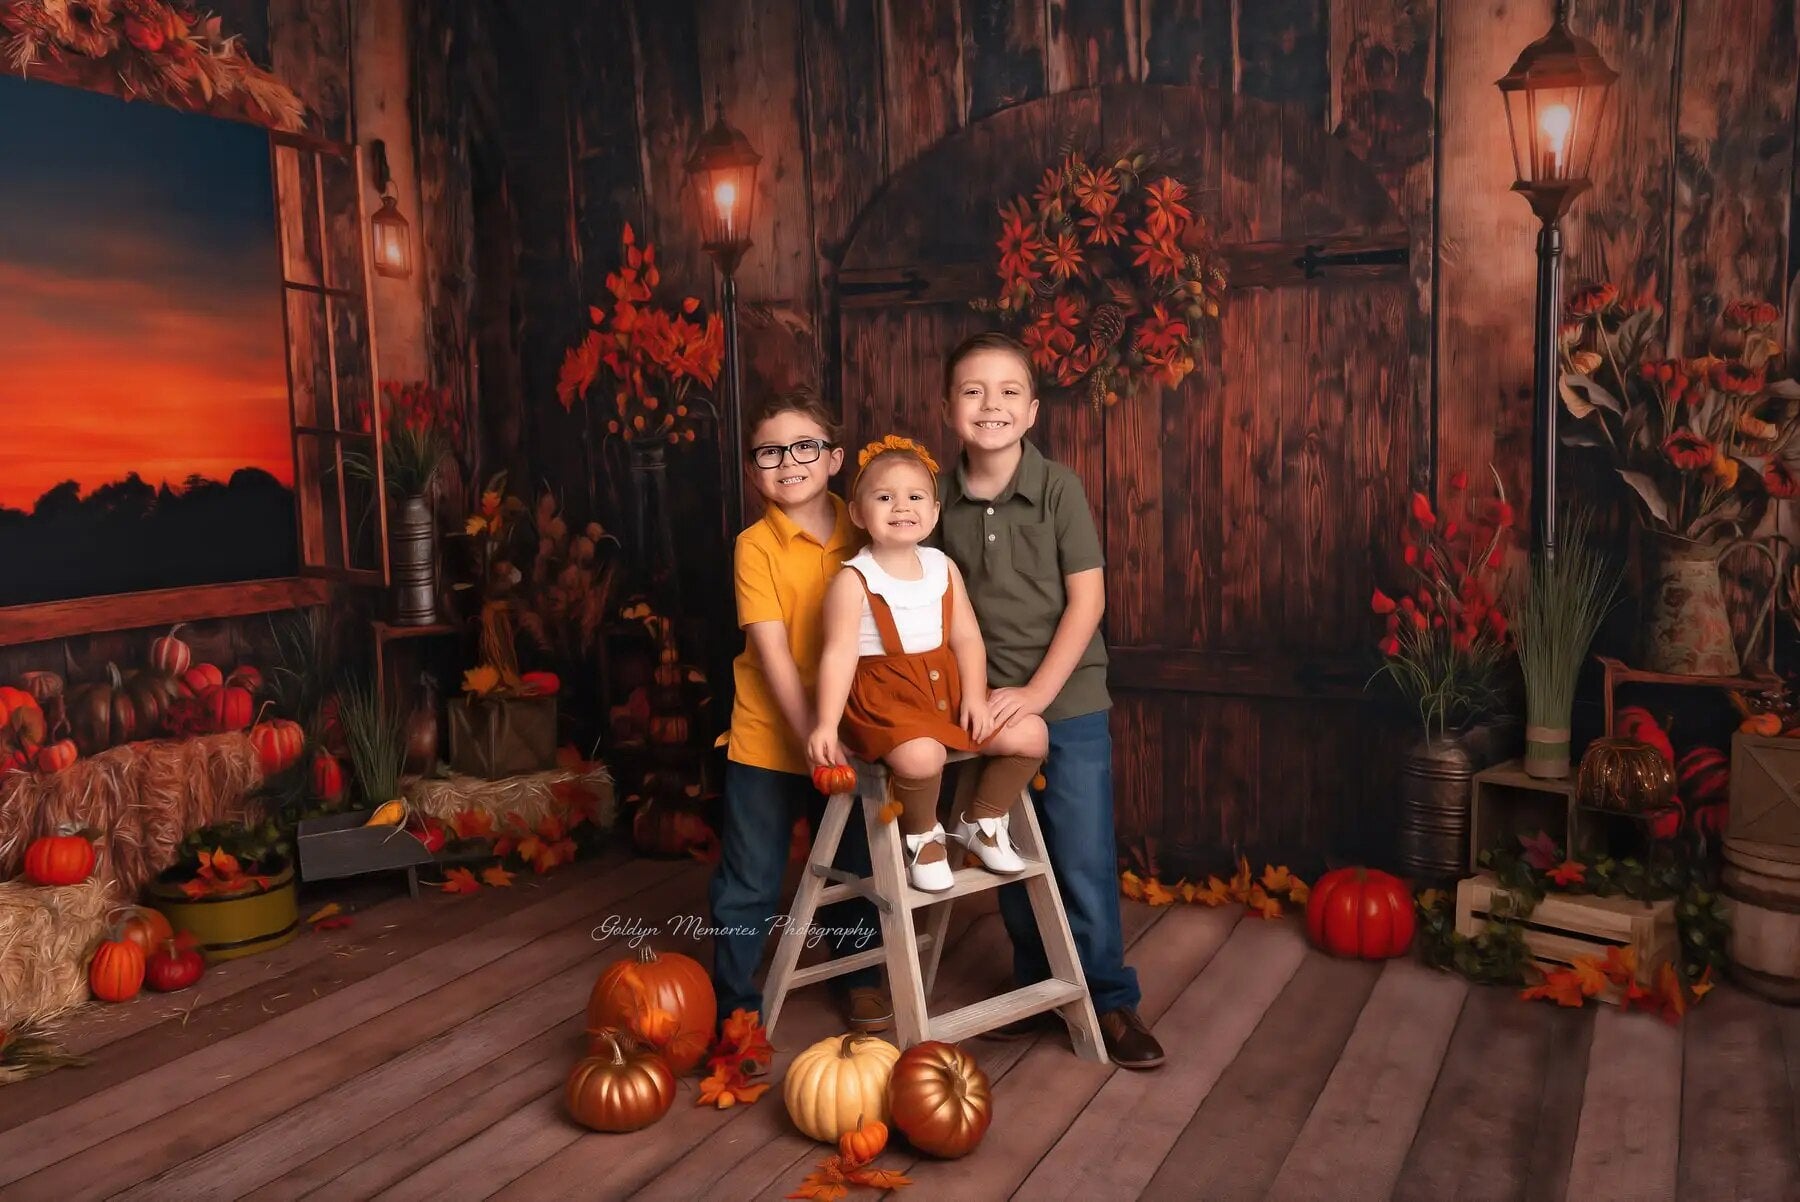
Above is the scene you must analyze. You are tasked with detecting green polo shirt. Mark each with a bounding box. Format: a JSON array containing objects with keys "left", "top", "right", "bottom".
[{"left": 938, "top": 439, "right": 1109, "bottom": 722}]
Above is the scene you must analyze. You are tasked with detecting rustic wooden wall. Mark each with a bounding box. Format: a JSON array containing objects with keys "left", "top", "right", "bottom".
[{"left": 451, "top": 0, "right": 1800, "bottom": 869}]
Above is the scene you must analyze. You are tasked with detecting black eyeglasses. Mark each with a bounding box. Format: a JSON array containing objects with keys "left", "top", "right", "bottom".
[{"left": 749, "top": 439, "right": 836, "bottom": 470}]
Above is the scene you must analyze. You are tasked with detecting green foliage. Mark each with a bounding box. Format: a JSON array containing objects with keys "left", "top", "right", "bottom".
[
  {"left": 1513, "top": 508, "right": 1621, "bottom": 723},
  {"left": 175, "top": 817, "right": 287, "bottom": 874},
  {"left": 1373, "top": 620, "right": 1509, "bottom": 741},
  {"left": 1416, "top": 891, "right": 1535, "bottom": 985},
  {"left": 337, "top": 676, "right": 405, "bottom": 807}
]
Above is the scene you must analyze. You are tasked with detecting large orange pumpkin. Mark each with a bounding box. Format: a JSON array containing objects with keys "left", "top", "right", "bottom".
[
  {"left": 565, "top": 1030, "right": 676, "bottom": 1132},
  {"left": 89, "top": 938, "right": 145, "bottom": 1002},
  {"left": 1304, "top": 867, "right": 1415, "bottom": 959},
  {"left": 24, "top": 832, "right": 96, "bottom": 886},
  {"left": 887, "top": 1041, "right": 992, "bottom": 1159},
  {"left": 586, "top": 945, "right": 716, "bottom": 1073}
]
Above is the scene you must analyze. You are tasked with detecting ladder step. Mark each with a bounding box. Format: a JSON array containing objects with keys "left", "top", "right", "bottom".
[
  {"left": 783, "top": 929, "right": 939, "bottom": 991},
  {"left": 906, "top": 859, "right": 1046, "bottom": 909},
  {"left": 928, "top": 978, "right": 1087, "bottom": 1045},
  {"left": 817, "top": 880, "right": 891, "bottom": 912}
]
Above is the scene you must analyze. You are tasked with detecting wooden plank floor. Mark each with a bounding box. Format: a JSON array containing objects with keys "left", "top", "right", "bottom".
[{"left": 3, "top": 851, "right": 1798, "bottom": 1201}]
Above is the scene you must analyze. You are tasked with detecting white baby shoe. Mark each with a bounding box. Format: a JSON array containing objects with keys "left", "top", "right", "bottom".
[
  {"left": 952, "top": 811, "right": 1026, "bottom": 874},
  {"left": 904, "top": 824, "right": 956, "bottom": 892}
]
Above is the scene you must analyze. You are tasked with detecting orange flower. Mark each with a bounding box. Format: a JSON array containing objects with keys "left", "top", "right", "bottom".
[
  {"left": 1547, "top": 860, "right": 1587, "bottom": 887},
  {"left": 1567, "top": 282, "right": 1618, "bottom": 318},
  {"left": 1041, "top": 231, "right": 1086, "bottom": 281},
  {"left": 997, "top": 199, "right": 1043, "bottom": 282},
  {"left": 1713, "top": 361, "right": 1765, "bottom": 395},
  {"left": 1144, "top": 176, "right": 1192, "bottom": 237},
  {"left": 1133, "top": 303, "right": 1188, "bottom": 356},
  {"left": 1032, "top": 165, "right": 1065, "bottom": 210},
  {"left": 1079, "top": 205, "right": 1127, "bottom": 246},
  {"left": 1131, "top": 226, "right": 1184, "bottom": 280},
  {"left": 1766, "top": 460, "right": 1800, "bottom": 498},
  {"left": 1072, "top": 162, "right": 1120, "bottom": 214},
  {"left": 1663, "top": 429, "right": 1713, "bottom": 470}
]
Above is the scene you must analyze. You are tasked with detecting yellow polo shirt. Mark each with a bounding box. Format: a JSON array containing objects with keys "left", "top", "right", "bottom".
[{"left": 723, "top": 494, "right": 864, "bottom": 775}]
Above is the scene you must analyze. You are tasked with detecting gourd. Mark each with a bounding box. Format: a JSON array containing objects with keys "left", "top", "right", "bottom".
[
  {"left": 565, "top": 1030, "right": 675, "bottom": 1132},
  {"left": 783, "top": 1033, "right": 901, "bottom": 1142},
  {"left": 1304, "top": 867, "right": 1415, "bottom": 959},
  {"left": 145, "top": 937, "right": 204, "bottom": 992},
  {"left": 839, "top": 1115, "right": 889, "bottom": 1164},
  {"left": 148, "top": 624, "right": 192, "bottom": 675},
  {"left": 886, "top": 1041, "right": 992, "bottom": 1158}
]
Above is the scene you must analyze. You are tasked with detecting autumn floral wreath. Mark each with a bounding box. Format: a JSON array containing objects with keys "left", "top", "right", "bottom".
[
  {"left": 1, "top": 2, "right": 306, "bottom": 130},
  {"left": 976, "top": 148, "right": 1229, "bottom": 410}
]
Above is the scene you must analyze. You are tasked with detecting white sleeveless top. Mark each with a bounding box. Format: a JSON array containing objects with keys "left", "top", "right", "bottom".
[{"left": 845, "top": 546, "right": 950, "bottom": 656}]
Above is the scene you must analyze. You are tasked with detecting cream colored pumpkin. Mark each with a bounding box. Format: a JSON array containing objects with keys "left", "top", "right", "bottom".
[{"left": 782, "top": 1032, "right": 901, "bottom": 1142}]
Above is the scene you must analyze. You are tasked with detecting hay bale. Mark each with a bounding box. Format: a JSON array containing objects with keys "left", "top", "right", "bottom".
[
  {"left": 0, "top": 734, "right": 264, "bottom": 896},
  {"left": 405, "top": 765, "right": 615, "bottom": 830},
  {"left": 0, "top": 877, "right": 117, "bottom": 1029}
]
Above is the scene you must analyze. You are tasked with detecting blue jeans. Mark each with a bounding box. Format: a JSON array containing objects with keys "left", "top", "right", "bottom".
[
  {"left": 708, "top": 761, "right": 881, "bottom": 1019},
  {"left": 996, "top": 709, "right": 1141, "bottom": 1014}
]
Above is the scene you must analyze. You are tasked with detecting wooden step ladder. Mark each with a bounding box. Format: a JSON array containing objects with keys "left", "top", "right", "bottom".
[{"left": 761, "top": 754, "right": 1106, "bottom": 1061}]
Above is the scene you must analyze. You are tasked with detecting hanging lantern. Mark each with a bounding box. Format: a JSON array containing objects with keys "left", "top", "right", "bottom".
[
  {"left": 684, "top": 100, "right": 761, "bottom": 278},
  {"left": 1496, "top": 0, "right": 1618, "bottom": 220},
  {"left": 370, "top": 193, "right": 412, "bottom": 280}
]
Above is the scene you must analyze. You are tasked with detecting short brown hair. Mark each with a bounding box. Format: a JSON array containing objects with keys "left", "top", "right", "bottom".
[
  {"left": 943, "top": 331, "right": 1036, "bottom": 398},
  {"left": 742, "top": 385, "right": 841, "bottom": 455}
]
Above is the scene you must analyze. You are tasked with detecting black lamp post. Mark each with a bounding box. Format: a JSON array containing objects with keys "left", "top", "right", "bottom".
[
  {"left": 1497, "top": 0, "right": 1616, "bottom": 563},
  {"left": 685, "top": 100, "right": 761, "bottom": 542}
]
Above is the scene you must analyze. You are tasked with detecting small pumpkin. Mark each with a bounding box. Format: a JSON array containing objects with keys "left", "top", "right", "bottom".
[
  {"left": 1678, "top": 745, "right": 1730, "bottom": 806},
  {"left": 312, "top": 752, "right": 346, "bottom": 803},
  {"left": 1741, "top": 712, "right": 1784, "bottom": 737},
  {"left": 24, "top": 831, "right": 96, "bottom": 886},
  {"left": 887, "top": 1041, "right": 992, "bottom": 1159},
  {"left": 34, "top": 739, "right": 78, "bottom": 774},
  {"left": 116, "top": 906, "right": 174, "bottom": 956},
  {"left": 148, "top": 624, "right": 192, "bottom": 676},
  {"left": 811, "top": 763, "right": 858, "bottom": 795},
  {"left": 404, "top": 815, "right": 447, "bottom": 853},
  {"left": 201, "top": 684, "right": 255, "bottom": 733},
  {"left": 839, "top": 1114, "right": 889, "bottom": 1165},
  {"left": 1614, "top": 705, "right": 1674, "bottom": 765},
  {"left": 145, "top": 935, "right": 204, "bottom": 992},
  {"left": 1575, "top": 737, "right": 1676, "bottom": 813},
  {"left": 566, "top": 1030, "right": 676, "bottom": 1133},
  {"left": 1304, "top": 867, "right": 1415, "bottom": 959},
  {"left": 124, "top": 668, "right": 182, "bottom": 737},
  {"left": 66, "top": 664, "right": 142, "bottom": 754},
  {"left": 18, "top": 670, "right": 63, "bottom": 703},
  {"left": 519, "top": 670, "right": 561, "bottom": 697},
  {"left": 227, "top": 664, "right": 264, "bottom": 693},
  {"left": 89, "top": 937, "right": 146, "bottom": 1002},
  {"left": 0, "top": 687, "right": 46, "bottom": 751},
  {"left": 783, "top": 1032, "right": 902, "bottom": 1143},
  {"left": 250, "top": 718, "right": 305, "bottom": 776},
  {"left": 179, "top": 663, "right": 225, "bottom": 698},
  {"left": 586, "top": 945, "right": 717, "bottom": 1074}
]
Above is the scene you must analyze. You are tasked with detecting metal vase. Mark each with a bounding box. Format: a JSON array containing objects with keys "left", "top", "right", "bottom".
[
  {"left": 1641, "top": 534, "right": 1779, "bottom": 676},
  {"left": 1395, "top": 733, "right": 1478, "bottom": 885},
  {"left": 389, "top": 493, "right": 439, "bottom": 626}
]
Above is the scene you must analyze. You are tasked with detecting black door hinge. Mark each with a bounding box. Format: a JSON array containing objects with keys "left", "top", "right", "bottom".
[{"left": 1294, "top": 245, "right": 1409, "bottom": 279}]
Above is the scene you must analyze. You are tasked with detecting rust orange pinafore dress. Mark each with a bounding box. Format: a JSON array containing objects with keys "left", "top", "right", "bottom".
[{"left": 840, "top": 561, "right": 983, "bottom": 762}]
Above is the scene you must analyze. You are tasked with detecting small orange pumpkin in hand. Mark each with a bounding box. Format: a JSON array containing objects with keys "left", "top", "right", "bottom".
[
  {"left": 811, "top": 763, "right": 857, "bottom": 795},
  {"left": 839, "top": 1113, "right": 889, "bottom": 1165}
]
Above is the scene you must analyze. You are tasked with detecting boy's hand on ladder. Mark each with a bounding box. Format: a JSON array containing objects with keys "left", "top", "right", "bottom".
[{"left": 806, "top": 727, "right": 842, "bottom": 770}]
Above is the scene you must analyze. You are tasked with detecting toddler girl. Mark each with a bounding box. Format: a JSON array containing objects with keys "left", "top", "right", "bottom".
[{"left": 808, "top": 436, "right": 1048, "bottom": 892}]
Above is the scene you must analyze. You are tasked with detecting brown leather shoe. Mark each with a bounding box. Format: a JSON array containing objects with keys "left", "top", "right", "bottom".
[
  {"left": 844, "top": 986, "right": 893, "bottom": 1034},
  {"left": 1098, "top": 1007, "right": 1165, "bottom": 1069}
]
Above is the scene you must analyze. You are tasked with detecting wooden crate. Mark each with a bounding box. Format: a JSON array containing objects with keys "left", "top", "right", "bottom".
[
  {"left": 1454, "top": 872, "right": 1677, "bottom": 997},
  {"left": 1469, "top": 761, "right": 1576, "bottom": 871},
  {"left": 1729, "top": 733, "right": 1800, "bottom": 848}
]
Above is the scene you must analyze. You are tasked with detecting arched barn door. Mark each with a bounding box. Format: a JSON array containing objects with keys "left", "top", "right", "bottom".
[{"left": 834, "top": 85, "right": 1424, "bottom": 872}]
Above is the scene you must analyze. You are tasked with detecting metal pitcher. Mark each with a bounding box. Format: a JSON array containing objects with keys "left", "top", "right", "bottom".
[{"left": 1641, "top": 535, "right": 1780, "bottom": 676}]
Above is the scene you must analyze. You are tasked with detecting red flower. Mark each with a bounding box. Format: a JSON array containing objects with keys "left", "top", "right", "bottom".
[
  {"left": 1410, "top": 492, "right": 1437, "bottom": 528},
  {"left": 1548, "top": 860, "right": 1587, "bottom": 887},
  {"left": 1448, "top": 469, "right": 1469, "bottom": 491},
  {"left": 1377, "top": 636, "right": 1400, "bottom": 657},
  {"left": 1371, "top": 589, "right": 1398, "bottom": 614},
  {"left": 1144, "top": 177, "right": 1193, "bottom": 237},
  {"left": 1041, "top": 231, "right": 1086, "bottom": 281},
  {"left": 1080, "top": 206, "right": 1127, "bottom": 246},
  {"left": 1766, "top": 460, "right": 1800, "bottom": 499},
  {"left": 1567, "top": 283, "right": 1618, "bottom": 318},
  {"left": 1724, "top": 299, "right": 1781, "bottom": 329},
  {"left": 1712, "top": 362, "right": 1766, "bottom": 396},
  {"left": 1131, "top": 227, "right": 1184, "bottom": 280},
  {"left": 1663, "top": 429, "right": 1714, "bottom": 469},
  {"left": 1072, "top": 163, "right": 1121, "bottom": 215}
]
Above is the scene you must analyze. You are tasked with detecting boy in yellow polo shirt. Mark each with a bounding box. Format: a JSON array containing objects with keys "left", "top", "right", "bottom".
[{"left": 708, "top": 388, "right": 890, "bottom": 1033}]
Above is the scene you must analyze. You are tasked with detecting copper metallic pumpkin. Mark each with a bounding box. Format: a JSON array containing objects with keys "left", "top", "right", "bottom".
[
  {"left": 886, "top": 1040, "right": 992, "bottom": 1159},
  {"left": 565, "top": 1030, "right": 676, "bottom": 1132},
  {"left": 1576, "top": 737, "right": 1677, "bottom": 813}
]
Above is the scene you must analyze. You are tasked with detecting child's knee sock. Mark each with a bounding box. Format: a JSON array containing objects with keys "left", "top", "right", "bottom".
[
  {"left": 969, "top": 755, "right": 1040, "bottom": 824},
  {"left": 890, "top": 772, "right": 945, "bottom": 863}
]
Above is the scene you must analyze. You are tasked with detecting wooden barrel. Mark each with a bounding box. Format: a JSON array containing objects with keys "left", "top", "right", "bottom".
[
  {"left": 1721, "top": 837, "right": 1800, "bottom": 1004},
  {"left": 149, "top": 863, "right": 299, "bottom": 963}
]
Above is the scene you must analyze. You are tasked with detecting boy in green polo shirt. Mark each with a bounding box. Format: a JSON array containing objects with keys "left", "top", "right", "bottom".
[{"left": 936, "top": 331, "right": 1165, "bottom": 1070}]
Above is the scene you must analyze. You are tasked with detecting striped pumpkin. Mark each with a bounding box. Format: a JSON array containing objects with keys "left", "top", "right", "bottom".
[{"left": 1677, "top": 746, "right": 1729, "bottom": 807}]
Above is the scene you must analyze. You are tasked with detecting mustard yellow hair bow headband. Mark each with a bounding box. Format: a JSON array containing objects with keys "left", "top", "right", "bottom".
[{"left": 853, "top": 434, "right": 939, "bottom": 489}]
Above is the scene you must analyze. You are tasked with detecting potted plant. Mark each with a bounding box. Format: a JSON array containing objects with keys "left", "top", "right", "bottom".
[
  {"left": 1559, "top": 290, "right": 1795, "bottom": 674},
  {"left": 1511, "top": 509, "right": 1622, "bottom": 778},
  {"left": 348, "top": 381, "right": 464, "bottom": 626},
  {"left": 148, "top": 817, "right": 298, "bottom": 962},
  {"left": 1371, "top": 469, "right": 1516, "bottom": 883}
]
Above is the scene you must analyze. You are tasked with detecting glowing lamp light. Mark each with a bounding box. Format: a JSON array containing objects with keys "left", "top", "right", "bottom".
[
  {"left": 684, "top": 101, "right": 761, "bottom": 277},
  {"left": 1539, "top": 103, "right": 1572, "bottom": 178},
  {"left": 370, "top": 194, "right": 412, "bottom": 280},
  {"left": 1496, "top": 0, "right": 1617, "bottom": 219}
]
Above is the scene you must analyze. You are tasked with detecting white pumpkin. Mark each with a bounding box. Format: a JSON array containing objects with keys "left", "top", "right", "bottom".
[{"left": 782, "top": 1032, "right": 901, "bottom": 1142}]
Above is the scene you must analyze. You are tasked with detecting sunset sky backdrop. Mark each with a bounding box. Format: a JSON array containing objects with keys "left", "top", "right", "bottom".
[{"left": 0, "top": 74, "right": 291, "bottom": 512}]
